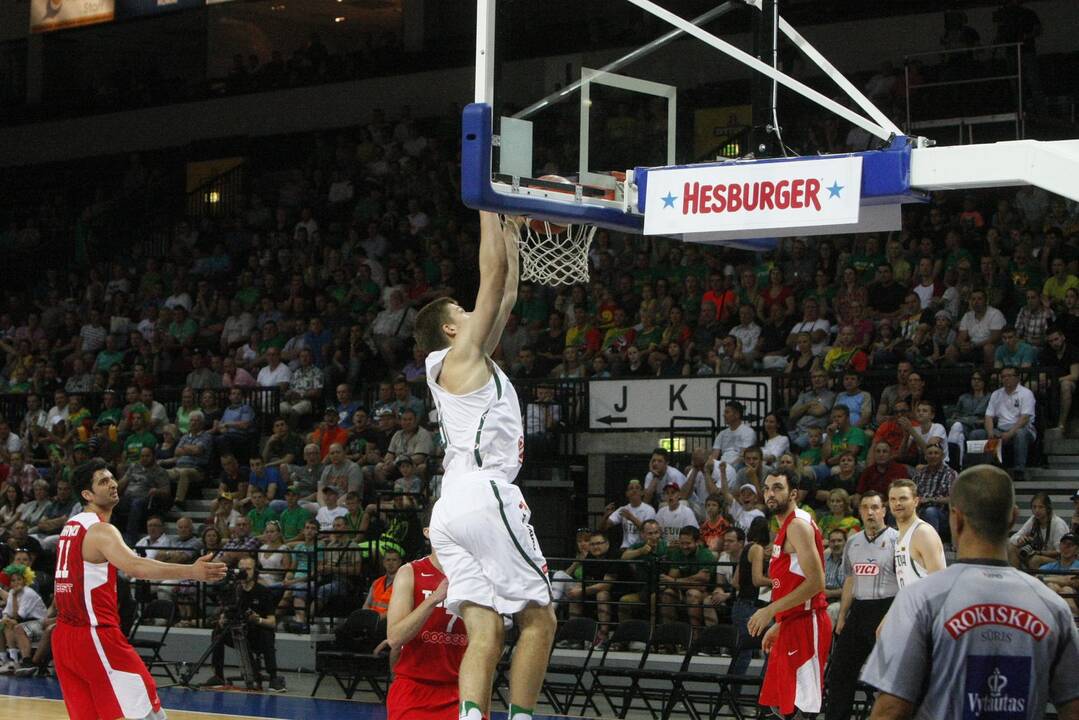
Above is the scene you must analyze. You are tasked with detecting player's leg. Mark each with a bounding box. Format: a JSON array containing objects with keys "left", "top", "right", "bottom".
[
  {"left": 458, "top": 602, "right": 505, "bottom": 718},
  {"left": 53, "top": 624, "right": 120, "bottom": 720},
  {"left": 508, "top": 602, "right": 557, "bottom": 719},
  {"left": 91, "top": 626, "right": 164, "bottom": 718}
]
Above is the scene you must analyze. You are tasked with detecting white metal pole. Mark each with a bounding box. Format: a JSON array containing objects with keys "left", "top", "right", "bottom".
[
  {"left": 743, "top": 0, "right": 904, "bottom": 137},
  {"left": 515, "top": 3, "right": 737, "bottom": 120},
  {"left": 623, "top": 0, "right": 893, "bottom": 142},
  {"left": 475, "top": 0, "right": 496, "bottom": 104}
]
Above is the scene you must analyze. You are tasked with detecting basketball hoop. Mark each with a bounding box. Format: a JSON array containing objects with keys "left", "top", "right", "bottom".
[{"left": 504, "top": 216, "right": 596, "bottom": 287}]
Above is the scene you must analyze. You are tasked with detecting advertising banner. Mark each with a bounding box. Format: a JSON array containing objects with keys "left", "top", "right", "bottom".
[{"left": 31, "top": 0, "right": 115, "bottom": 33}]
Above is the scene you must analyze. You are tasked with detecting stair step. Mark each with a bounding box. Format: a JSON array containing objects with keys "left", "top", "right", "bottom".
[
  {"left": 1024, "top": 470, "right": 1079, "bottom": 481},
  {"left": 1047, "top": 457, "right": 1079, "bottom": 468},
  {"left": 1045, "top": 438, "right": 1079, "bottom": 454}
]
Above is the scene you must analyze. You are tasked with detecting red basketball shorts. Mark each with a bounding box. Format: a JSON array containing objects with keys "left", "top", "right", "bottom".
[
  {"left": 54, "top": 623, "right": 163, "bottom": 720},
  {"left": 758, "top": 608, "right": 832, "bottom": 715},
  {"left": 386, "top": 676, "right": 459, "bottom": 720}
]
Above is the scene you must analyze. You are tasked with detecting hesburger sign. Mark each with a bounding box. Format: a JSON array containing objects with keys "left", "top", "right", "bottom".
[{"left": 643, "top": 155, "right": 863, "bottom": 236}]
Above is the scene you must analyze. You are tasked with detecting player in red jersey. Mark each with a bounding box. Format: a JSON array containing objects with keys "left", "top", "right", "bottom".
[
  {"left": 383, "top": 547, "right": 468, "bottom": 720},
  {"left": 55, "top": 459, "right": 227, "bottom": 720},
  {"left": 748, "top": 468, "right": 831, "bottom": 719}
]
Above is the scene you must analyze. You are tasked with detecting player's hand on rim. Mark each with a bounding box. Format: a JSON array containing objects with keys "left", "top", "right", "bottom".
[{"left": 192, "top": 552, "right": 228, "bottom": 582}]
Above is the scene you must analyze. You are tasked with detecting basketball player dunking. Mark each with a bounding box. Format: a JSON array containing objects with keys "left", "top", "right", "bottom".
[
  {"left": 414, "top": 211, "right": 556, "bottom": 720},
  {"left": 384, "top": 540, "right": 467, "bottom": 719},
  {"left": 748, "top": 468, "right": 831, "bottom": 719},
  {"left": 55, "top": 459, "right": 227, "bottom": 720}
]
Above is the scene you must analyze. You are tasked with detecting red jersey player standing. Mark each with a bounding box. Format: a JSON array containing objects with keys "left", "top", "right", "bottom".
[
  {"left": 748, "top": 468, "right": 831, "bottom": 719},
  {"left": 383, "top": 549, "right": 468, "bottom": 719},
  {"left": 54, "top": 460, "right": 226, "bottom": 720}
]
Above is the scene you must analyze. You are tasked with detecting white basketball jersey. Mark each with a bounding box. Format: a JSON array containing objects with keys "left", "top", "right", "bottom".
[
  {"left": 895, "top": 518, "right": 944, "bottom": 589},
  {"left": 426, "top": 347, "right": 524, "bottom": 483}
]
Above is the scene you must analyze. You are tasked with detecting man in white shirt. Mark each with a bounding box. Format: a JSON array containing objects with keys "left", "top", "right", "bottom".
[
  {"left": 655, "top": 482, "right": 699, "bottom": 545},
  {"left": 642, "top": 447, "right": 688, "bottom": 505},
  {"left": 949, "top": 288, "right": 1005, "bottom": 367},
  {"left": 969, "top": 365, "right": 1037, "bottom": 479},
  {"left": 711, "top": 401, "right": 757, "bottom": 467},
  {"left": 134, "top": 515, "right": 175, "bottom": 560},
  {"left": 727, "top": 483, "right": 765, "bottom": 531},
  {"left": 601, "top": 479, "right": 657, "bottom": 548},
  {"left": 256, "top": 347, "right": 292, "bottom": 388},
  {"left": 314, "top": 485, "right": 349, "bottom": 530},
  {"left": 45, "top": 389, "right": 70, "bottom": 432},
  {"left": 786, "top": 298, "right": 831, "bottom": 356},
  {"left": 729, "top": 304, "right": 762, "bottom": 363}
]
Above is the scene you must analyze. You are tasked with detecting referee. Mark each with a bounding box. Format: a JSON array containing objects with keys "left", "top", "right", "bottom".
[
  {"left": 824, "top": 490, "right": 898, "bottom": 720},
  {"left": 861, "top": 465, "right": 1079, "bottom": 719}
]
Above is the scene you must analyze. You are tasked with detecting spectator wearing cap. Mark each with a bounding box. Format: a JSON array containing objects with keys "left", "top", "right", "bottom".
[
  {"left": 719, "top": 480, "right": 765, "bottom": 532},
  {"left": 969, "top": 365, "right": 1037, "bottom": 480},
  {"left": 655, "top": 482, "right": 699, "bottom": 545},
  {"left": 280, "top": 348, "right": 323, "bottom": 424},
  {"left": 278, "top": 484, "right": 313, "bottom": 542},
  {"left": 601, "top": 479, "right": 658, "bottom": 549},
  {"left": 376, "top": 409, "right": 433, "bottom": 487},
  {"left": 314, "top": 485, "right": 348, "bottom": 530},
  {"left": 310, "top": 406, "right": 349, "bottom": 461},
  {"left": 710, "top": 401, "right": 756, "bottom": 468},
  {"left": 1039, "top": 533, "right": 1079, "bottom": 572}
]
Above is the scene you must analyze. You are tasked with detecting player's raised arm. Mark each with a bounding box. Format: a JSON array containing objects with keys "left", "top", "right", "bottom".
[
  {"left": 85, "top": 521, "right": 227, "bottom": 583},
  {"left": 483, "top": 215, "right": 522, "bottom": 355},
  {"left": 454, "top": 211, "right": 510, "bottom": 363}
]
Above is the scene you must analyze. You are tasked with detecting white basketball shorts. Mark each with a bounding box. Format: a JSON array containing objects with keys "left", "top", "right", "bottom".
[{"left": 429, "top": 469, "right": 552, "bottom": 617}]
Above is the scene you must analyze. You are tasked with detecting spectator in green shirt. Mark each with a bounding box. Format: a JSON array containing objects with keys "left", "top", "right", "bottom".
[
  {"left": 660, "top": 525, "right": 716, "bottom": 630},
  {"left": 93, "top": 334, "right": 125, "bottom": 374},
  {"left": 122, "top": 408, "right": 158, "bottom": 466},
  {"left": 821, "top": 406, "right": 868, "bottom": 467},
  {"left": 278, "top": 485, "right": 313, "bottom": 542},
  {"left": 247, "top": 488, "right": 280, "bottom": 536},
  {"left": 166, "top": 305, "right": 198, "bottom": 348},
  {"left": 618, "top": 519, "right": 668, "bottom": 622}
]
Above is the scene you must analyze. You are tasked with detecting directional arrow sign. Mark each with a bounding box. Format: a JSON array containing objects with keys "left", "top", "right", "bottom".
[{"left": 587, "top": 377, "right": 773, "bottom": 430}]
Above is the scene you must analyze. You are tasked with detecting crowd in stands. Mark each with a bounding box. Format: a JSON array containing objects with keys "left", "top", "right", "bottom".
[{"left": 0, "top": 43, "right": 1076, "bottom": 671}]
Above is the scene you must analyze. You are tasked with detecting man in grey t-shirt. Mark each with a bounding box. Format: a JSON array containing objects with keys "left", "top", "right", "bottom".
[
  {"left": 861, "top": 465, "right": 1079, "bottom": 720},
  {"left": 825, "top": 490, "right": 898, "bottom": 720}
]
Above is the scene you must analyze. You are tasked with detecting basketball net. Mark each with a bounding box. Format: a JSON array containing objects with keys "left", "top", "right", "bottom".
[{"left": 503, "top": 216, "right": 597, "bottom": 287}]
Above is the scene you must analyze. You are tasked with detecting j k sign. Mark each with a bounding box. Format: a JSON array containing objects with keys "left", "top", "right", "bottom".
[{"left": 643, "top": 156, "right": 863, "bottom": 236}]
